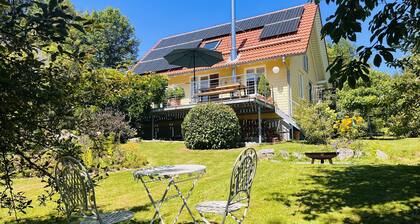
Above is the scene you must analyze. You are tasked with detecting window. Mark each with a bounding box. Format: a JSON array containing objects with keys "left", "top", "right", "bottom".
[
  {"left": 191, "top": 74, "right": 220, "bottom": 102},
  {"left": 303, "top": 54, "right": 309, "bottom": 72},
  {"left": 245, "top": 67, "right": 265, "bottom": 95},
  {"left": 203, "top": 40, "right": 220, "bottom": 50},
  {"left": 199, "top": 76, "right": 209, "bottom": 102},
  {"left": 298, "top": 74, "right": 304, "bottom": 99}
]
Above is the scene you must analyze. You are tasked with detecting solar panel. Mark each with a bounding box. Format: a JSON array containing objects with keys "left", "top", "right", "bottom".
[
  {"left": 134, "top": 5, "right": 305, "bottom": 74},
  {"left": 156, "top": 6, "right": 304, "bottom": 49},
  {"left": 142, "top": 40, "right": 202, "bottom": 61},
  {"left": 259, "top": 18, "right": 301, "bottom": 39}
]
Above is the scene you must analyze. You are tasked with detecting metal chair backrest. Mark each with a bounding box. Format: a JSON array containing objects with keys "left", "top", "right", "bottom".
[
  {"left": 227, "top": 148, "right": 258, "bottom": 205},
  {"left": 55, "top": 156, "right": 101, "bottom": 222}
]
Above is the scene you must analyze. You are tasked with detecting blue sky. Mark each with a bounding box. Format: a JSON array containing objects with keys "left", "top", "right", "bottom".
[{"left": 71, "top": 0, "right": 398, "bottom": 74}]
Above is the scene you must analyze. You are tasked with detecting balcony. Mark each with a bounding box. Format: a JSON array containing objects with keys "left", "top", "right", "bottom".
[{"left": 158, "top": 73, "right": 274, "bottom": 110}]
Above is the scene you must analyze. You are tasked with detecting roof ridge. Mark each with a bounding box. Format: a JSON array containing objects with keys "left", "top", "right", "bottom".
[{"left": 159, "top": 3, "right": 310, "bottom": 41}]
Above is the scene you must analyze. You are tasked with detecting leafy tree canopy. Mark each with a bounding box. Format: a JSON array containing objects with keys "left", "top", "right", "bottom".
[
  {"left": 0, "top": 0, "right": 162, "bottom": 218},
  {"left": 385, "top": 66, "right": 420, "bottom": 137},
  {"left": 336, "top": 70, "right": 391, "bottom": 117},
  {"left": 327, "top": 39, "right": 356, "bottom": 64},
  {"left": 317, "top": 0, "right": 419, "bottom": 89},
  {"left": 79, "top": 7, "right": 139, "bottom": 69},
  {"left": 0, "top": 0, "right": 90, "bottom": 217},
  {"left": 79, "top": 68, "right": 168, "bottom": 127}
]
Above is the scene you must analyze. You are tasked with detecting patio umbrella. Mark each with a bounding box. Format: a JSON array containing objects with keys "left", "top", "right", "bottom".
[{"left": 164, "top": 48, "right": 223, "bottom": 99}]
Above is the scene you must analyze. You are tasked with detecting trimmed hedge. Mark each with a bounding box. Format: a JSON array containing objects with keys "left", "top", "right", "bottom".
[{"left": 182, "top": 103, "right": 241, "bottom": 149}]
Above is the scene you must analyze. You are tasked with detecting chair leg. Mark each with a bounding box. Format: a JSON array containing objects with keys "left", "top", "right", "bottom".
[
  {"left": 198, "top": 212, "right": 211, "bottom": 224},
  {"left": 221, "top": 214, "right": 227, "bottom": 224}
]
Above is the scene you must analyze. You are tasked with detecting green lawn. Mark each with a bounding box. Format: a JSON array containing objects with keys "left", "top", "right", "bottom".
[{"left": 1, "top": 138, "right": 419, "bottom": 224}]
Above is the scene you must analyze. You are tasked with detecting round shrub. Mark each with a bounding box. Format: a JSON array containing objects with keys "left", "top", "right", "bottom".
[{"left": 182, "top": 103, "right": 241, "bottom": 149}]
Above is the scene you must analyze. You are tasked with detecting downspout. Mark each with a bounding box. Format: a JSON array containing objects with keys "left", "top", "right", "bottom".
[
  {"left": 230, "top": 0, "right": 237, "bottom": 82},
  {"left": 285, "top": 56, "right": 293, "bottom": 140},
  {"left": 284, "top": 56, "right": 292, "bottom": 116}
]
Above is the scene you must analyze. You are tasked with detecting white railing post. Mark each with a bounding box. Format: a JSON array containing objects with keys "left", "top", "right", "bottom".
[{"left": 254, "top": 74, "right": 257, "bottom": 96}]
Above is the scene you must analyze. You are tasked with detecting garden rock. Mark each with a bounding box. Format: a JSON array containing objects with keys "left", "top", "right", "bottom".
[
  {"left": 257, "top": 149, "right": 275, "bottom": 160},
  {"left": 376, "top": 150, "right": 388, "bottom": 160},
  {"left": 337, "top": 148, "right": 354, "bottom": 160},
  {"left": 292, "top": 152, "right": 304, "bottom": 160},
  {"left": 354, "top": 150, "right": 363, "bottom": 158},
  {"left": 128, "top": 137, "right": 140, "bottom": 143},
  {"left": 279, "top": 150, "right": 290, "bottom": 160}
]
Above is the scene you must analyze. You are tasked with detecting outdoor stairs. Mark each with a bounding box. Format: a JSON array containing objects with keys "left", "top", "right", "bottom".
[{"left": 274, "top": 106, "right": 299, "bottom": 130}]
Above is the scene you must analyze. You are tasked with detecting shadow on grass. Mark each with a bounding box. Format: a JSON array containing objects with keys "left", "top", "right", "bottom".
[
  {"left": 4, "top": 203, "right": 153, "bottom": 224},
  {"left": 288, "top": 165, "right": 420, "bottom": 223},
  {"left": 4, "top": 202, "right": 195, "bottom": 224}
]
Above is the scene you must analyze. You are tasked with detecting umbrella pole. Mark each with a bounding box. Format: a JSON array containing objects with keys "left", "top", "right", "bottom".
[{"left": 193, "top": 53, "right": 196, "bottom": 103}]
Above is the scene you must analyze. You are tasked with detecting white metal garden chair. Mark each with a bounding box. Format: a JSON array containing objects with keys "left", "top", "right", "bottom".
[
  {"left": 55, "top": 156, "right": 133, "bottom": 224},
  {"left": 195, "top": 148, "right": 258, "bottom": 224}
]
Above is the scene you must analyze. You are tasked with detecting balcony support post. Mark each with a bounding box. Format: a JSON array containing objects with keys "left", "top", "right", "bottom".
[
  {"left": 151, "top": 115, "right": 155, "bottom": 140},
  {"left": 258, "top": 106, "right": 262, "bottom": 144},
  {"left": 254, "top": 74, "right": 258, "bottom": 96}
]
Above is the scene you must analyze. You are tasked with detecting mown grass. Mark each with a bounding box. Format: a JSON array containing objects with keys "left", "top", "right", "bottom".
[{"left": 1, "top": 138, "right": 419, "bottom": 224}]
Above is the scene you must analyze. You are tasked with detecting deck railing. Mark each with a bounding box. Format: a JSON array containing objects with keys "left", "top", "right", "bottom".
[{"left": 162, "top": 73, "right": 274, "bottom": 108}]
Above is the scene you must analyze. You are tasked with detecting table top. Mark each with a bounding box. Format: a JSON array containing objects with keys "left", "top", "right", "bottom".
[{"left": 134, "top": 165, "right": 206, "bottom": 178}]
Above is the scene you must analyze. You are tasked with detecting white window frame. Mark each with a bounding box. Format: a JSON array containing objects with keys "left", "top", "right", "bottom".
[
  {"left": 298, "top": 74, "right": 304, "bottom": 99},
  {"left": 203, "top": 40, "right": 221, "bottom": 50},
  {"left": 190, "top": 73, "right": 219, "bottom": 100},
  {"left": 303, "top": 54, "right": 309, "bottom": 73},
  {"left": 245, "top": 66, "right": 266, "bottom": 95}
]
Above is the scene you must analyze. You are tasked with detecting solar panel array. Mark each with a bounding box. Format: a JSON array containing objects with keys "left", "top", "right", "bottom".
[
  {"left": 134, "top": 6, "right": 304, "bottom": 74},
  {"left": 260, "top": 17, "right": 301, "bottom": 39}
]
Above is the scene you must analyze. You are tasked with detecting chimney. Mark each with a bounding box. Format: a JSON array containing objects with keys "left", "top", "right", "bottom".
[{"left": 230, "top": 0, "right": 237, "bottom": 82}]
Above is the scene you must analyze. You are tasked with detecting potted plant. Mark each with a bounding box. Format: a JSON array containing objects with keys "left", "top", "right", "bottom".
[
  {"left": 258, "top": 75, "right": 273, "bottom": 104},
  {"left": 166, "top": 86, "right": 185, "bottom": 106}
]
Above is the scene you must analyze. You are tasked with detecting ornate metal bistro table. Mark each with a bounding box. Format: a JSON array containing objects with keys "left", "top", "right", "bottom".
[{"left": 134, "top": 165, "right": 206, "bottom": 224}]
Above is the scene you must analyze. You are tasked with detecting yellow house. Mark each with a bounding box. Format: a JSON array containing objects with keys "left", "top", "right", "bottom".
[{"left": 132, "top": 3, "right": 329, "bottom": 142}]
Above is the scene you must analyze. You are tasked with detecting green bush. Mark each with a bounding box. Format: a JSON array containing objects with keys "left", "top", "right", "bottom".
[
  {"left": 79, "top": 135, "right": 148, "bottom": 170},
  {"left": 182, "top": 103, "right": 241, "bottom": 149},
  {"left": 294, "top": 102, "right": 337, "bottom": 144}
]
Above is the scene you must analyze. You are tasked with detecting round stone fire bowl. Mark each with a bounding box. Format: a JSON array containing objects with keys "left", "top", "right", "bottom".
[{"left": 305, "top": 152, "right": 338, "bottom": 164}]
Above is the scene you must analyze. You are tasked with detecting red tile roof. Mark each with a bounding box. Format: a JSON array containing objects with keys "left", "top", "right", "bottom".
[{"left": 133, "top": 3, "right": 318, "bottom": 75}]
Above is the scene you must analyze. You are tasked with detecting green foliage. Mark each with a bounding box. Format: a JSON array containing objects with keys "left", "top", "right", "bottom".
[
  {"left": 118, "top": 143, "right": 148, "bottom": 168},
  {"left": 165, "top": 86, "right": 185, "bottom": 99},
  {"left": 182, "top": 103, "right": 241, "bottom": 149},
  {"left": 76, "top": 108, "right": 136, "bottom": 143},
  {"left": 336, "top": 64, "right": 419, "bottom": 137},
  {"left": 124, "top": 74, "right": 168, "bottom": 124},
  {"left": 79, "top": 7, "right": 139, "bottom": 68},
  {"left": 319, "top": 0, "right": 419, "bottom": 89},
  {"left": 334, "top": 115, "right": 367, "bottom": 140},
  {"left": 327, "top": 39, "right": 356, "bottom": 64},
  {"left": 336, "top": 70, "right": 391, "bottom": 134},
  {"left": 294, "top": 102, "right": 337, "bottom": 144},
  {"left": 0, "top": 0, "right": 90, "bottom": 216},
  {"left": 386, "top": 72, "right": 420, "bottom": 137},
  {"left": 258, "top": 75, "right": 271, "bottom": 97},
  {"left": 79, "top": 68, "right": 168, "bottom": 127},
  {"left": 79, "top": 135, "right": 147, "bottom": 170}
]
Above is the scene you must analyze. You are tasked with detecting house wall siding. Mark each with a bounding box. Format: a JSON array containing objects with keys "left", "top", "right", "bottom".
[
  {"left": 289, "top": 26, "right": 324, "bottom": 115},
  {"left": 166, "top": 58, "right": 291, "bottom": 115}
]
